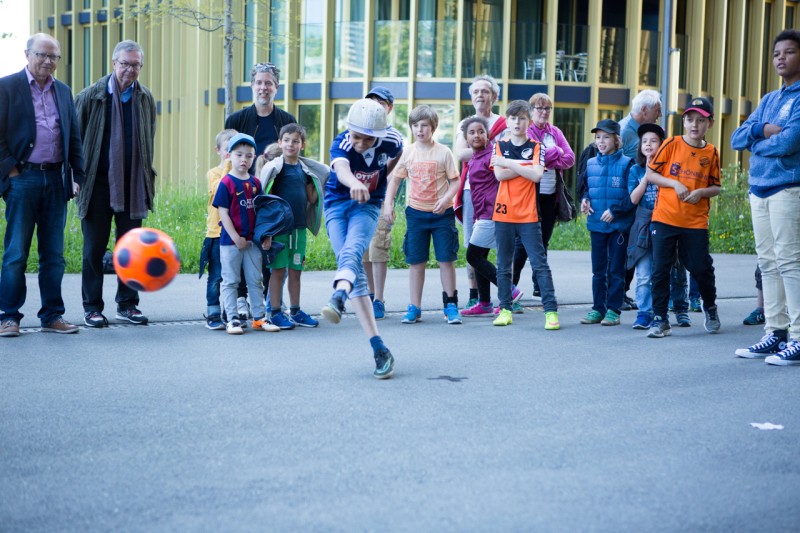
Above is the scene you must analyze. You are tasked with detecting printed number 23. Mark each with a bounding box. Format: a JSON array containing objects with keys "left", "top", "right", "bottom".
[{"left": 495, "top": 203, "right": 507, "bottom": 214}]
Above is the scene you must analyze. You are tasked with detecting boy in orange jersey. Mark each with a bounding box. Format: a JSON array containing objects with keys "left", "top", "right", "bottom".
[
  {"left": 645, "top": 97, "right": 721, "bottom": 338},
  {"left": 491, "top": 100, "right": 559, "bottom": 329}
]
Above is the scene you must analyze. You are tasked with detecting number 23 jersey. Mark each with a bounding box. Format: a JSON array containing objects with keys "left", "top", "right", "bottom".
[{"left": 492, "top": 137, "right": 544, "bottom": 223}]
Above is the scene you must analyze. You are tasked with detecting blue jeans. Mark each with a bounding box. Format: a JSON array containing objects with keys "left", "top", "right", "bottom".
[
  {"left": 324, "top": 200, "right": 379, "bottom": 298},
  {"left": 590, "top": 230, "right": 628, "bottom": 315},
  {"left": 633, "top": 252, "right": 653, "bottom": 317},
  {"left": 495, "top": 221, "right": 557, "bottom": 312},
  {"left": 0, "top": 168, "right": 67, "bottom": 324},
  {"left": 202, "top": 237, "right": 222, "bottom": 316}
]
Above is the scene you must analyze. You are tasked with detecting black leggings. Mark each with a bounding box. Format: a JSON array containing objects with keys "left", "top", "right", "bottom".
[{"left": 466, "top": 244, "right": 498, "bottom": 303}]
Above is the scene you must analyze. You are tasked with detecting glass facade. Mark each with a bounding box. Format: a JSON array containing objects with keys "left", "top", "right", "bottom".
[{"left": 32, "top": 0, "right": 787, "bottom": 183}]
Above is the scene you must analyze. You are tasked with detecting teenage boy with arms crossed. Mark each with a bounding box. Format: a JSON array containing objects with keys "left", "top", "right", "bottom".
[
  {"left": 491, "top": 100, "right": 560, "bottom": 330},
  {"left": 382, "top": 105, "right": 462, "bottom": 325},
  {"left": 732, "top": 29, "right": 800, "bottom": 365},
  {"left": 260, "top": 123, "right": 326, "bottom": 330},
  {"left": 320, "top": 99, "right": 403, "bottom": 379},
  {"left": 213, "top": 133, "right": 273, "bottom": 335},
  {"left": 645, "top": 97, "right": 721, "bottom": 339}
]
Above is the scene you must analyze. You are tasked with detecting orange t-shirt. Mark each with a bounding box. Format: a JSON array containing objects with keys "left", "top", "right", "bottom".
[
  {"left": 491, "top": 137, "right": 544, "bottom": 223},
  {"left": 648, "top": 136, "right": 721, "bottom": 229}
]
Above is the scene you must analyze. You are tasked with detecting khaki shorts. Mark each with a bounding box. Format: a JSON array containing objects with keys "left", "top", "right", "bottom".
[{"left": 363, "top": 218, "right": 393, "bottom": 263}]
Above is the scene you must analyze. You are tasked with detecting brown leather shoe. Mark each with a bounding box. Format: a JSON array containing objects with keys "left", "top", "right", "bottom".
[
  {"left": 41, "top": 317, "right": 79, "bottom": 334},
  {"left": 0, "top": 319, "right": 20, "bottom": 337}
]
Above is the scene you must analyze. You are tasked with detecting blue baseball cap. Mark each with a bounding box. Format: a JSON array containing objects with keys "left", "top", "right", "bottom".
[
  {"left": 365, "top": 86, "right": 395, "bottom": 105},
  {"left": 227, "top": 133, "right": 257, "bottom": 151}
]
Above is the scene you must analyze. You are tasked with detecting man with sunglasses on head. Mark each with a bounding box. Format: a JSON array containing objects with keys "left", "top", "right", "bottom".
[
  {"left": 74, "top": 40, "right": 157, "bottom": 328},
  {"left": 225, "top": 62, "right": 297, "bottom": 172},
  {"left": 0, "top": 33, "right": 86, "bottom": 338}
]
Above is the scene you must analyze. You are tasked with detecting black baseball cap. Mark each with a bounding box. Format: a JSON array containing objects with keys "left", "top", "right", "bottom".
[
  {"left": 637, "top": 123, "right": 666, "bottom": 140},
  {"left": 683, "top": 97, "right": 713, "bottom": 118},
  {"left": 365, "top": 86, "right": 395, "bottom": 105},
  {"left": 591, "top": 119, "right": 620, "bottom": 136}
]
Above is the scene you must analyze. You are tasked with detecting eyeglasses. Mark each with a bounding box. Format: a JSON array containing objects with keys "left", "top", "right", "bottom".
[
  {"left": 534, "top": 106, "right": 552, "bottom": 112},
  {"left": 31, "top": 51, "right": 61, "bottom": 62},
  {"left": 116, "top": 61, "right": 143, "bottom": 71}
]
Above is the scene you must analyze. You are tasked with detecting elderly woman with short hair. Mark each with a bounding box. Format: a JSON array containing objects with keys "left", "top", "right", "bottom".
[{"left": 512, "top": 93, "right": 575, "bottom": 297}]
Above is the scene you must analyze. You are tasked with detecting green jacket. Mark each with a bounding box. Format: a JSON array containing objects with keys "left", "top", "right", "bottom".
[
  {"left": 73, "top": 74, "right": 157, "bottom": 219},
  {"left": 259, "top": 155, "right": 329, "bottom": 236}
]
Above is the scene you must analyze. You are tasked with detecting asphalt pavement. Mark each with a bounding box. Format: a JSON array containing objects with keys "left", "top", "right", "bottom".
[{"left": 2, "top": 252, "right": 799, "bottom": 531}]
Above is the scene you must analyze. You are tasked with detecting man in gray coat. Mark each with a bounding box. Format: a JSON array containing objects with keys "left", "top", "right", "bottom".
[{"left": 75, "top": 40, "right": 157, "bottom": 327}]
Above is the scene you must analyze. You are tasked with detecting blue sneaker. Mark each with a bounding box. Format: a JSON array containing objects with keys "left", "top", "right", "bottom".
[
  {"left": 373, "top": 299, "right": 385, "bottom": 320},
  {"left": 631, "top": 313, "right": 652, "bottom": 330},
  {"left": 269, "top": 312, "right": 296, "bottom": 330},
  {"left": 765, "top": 340, "right": 800, "bottom": 366},
  {"left": 443, "top": 302, "right": 462, "bottom": 324},
  {"left": 205, "top": 314, "right": 225, "bottom": 330},
  {"left": 290, "top": 309, "right": 319, "bottom": 328},
  {"left": 401, "top": 304, "right": 421, "bottom": 323}
]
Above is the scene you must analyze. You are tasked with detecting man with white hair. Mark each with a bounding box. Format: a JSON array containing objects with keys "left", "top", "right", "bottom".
[
  {"left": 618, "top": 89, "right": 662, "bottom": 158},
  {"left": 0, "top": 33, "right": 85, "bottom": 337},
  {"left": 75, "top": 40, "right": 157, "bottom": 328}
]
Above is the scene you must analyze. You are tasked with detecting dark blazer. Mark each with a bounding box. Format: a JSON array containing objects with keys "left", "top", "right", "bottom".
[{"left": 0, "top": 68, "right": 85, "bottom": 199}]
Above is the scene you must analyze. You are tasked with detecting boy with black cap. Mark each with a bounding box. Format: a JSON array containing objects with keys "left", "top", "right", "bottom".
[
  {"left": 645, "top": 97, "right": 722, "bottom": 338},
  {"left": 580, "top": 118, "right": 635, "bottom": 326}
]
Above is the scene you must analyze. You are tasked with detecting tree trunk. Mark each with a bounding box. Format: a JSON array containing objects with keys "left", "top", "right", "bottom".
[{"left": 223, "top": 0, "right": 233, "bottom": 118}]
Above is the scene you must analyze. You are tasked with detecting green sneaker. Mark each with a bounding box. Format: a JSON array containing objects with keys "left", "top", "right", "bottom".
[
  {"left": 493, "top": 308, "right": 513, "bottom": 326},
  {"left": 601, "top": 309, "right": 621, "bottom": 326},
  {"left": 373, "top": 347, "right": 395, "bottom": 379},
  {"left": 465, "top": 297, "right": 479, "bottom": 309},
  {"left": 511, "top": 301, "right": 525, "bottom": 314},
  {"left": 545, "top": 311, "right": 560, "bottom": 330},
  {"left": 581, "top": 310, "right": 603, "bottom": 324}
]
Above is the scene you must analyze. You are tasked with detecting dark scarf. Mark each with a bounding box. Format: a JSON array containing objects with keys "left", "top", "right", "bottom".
[{"left": 108, "top": 75, "right": 147, "bottom": 218}]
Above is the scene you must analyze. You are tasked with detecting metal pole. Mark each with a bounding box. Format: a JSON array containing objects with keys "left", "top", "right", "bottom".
[{"left": 660, "top": 0, "right": 673, "bottom": 129}]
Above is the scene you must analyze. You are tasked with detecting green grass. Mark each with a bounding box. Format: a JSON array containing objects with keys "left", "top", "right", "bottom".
[{"left": 0, "top": 165, "right": 753, "bottom": 274}]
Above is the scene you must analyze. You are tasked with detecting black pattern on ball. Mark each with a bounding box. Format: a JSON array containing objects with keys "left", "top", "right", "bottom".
[
  {"left": 147, "top": 257, "right": 168, "bottom": 277},
  {"left": 126, "top": 280, "right": 145, "bottom": 291}
]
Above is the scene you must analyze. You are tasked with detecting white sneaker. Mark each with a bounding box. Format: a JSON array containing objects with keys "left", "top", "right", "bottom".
[{"left": 226, "top": 319, "right": 244, "bottom": 335}]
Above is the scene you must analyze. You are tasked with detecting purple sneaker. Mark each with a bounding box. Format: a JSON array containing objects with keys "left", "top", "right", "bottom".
[{"left": 462, "top": 302, "right": 494, "bottom": 317}]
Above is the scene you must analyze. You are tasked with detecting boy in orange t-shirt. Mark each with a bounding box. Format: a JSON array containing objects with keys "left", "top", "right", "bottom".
[
  {"left": 491, "top": 100, "right": 559, "bottom": 330},
  {"left": 645, "top": 97, "right": 721, "bottom": 338}
]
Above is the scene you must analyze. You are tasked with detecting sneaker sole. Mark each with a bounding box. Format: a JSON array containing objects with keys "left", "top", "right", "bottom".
[
  {"left": 0, "top": 330, "right": 20, "bottom": 337},
  {"left": 260, "top": 324, "right": 281, "bottom": 332},
  {"left": 205, "top": 324, "right": 226, "bottom": 330},
  {"left": 292, "top": 322, "right": 319, "bottom": 328},
  {"left": 321, "top": 306, "right": 342, "bottom": 324},
  {"left": 648, "top": 329, "right": 672, "bottom": 338},
  {"left": 631, "top": 324, "right": 650, "bottom": 330},
  {"left": 401, "top": 318, "right": 420, "bottom": 324},
  {"left": 115, "top": 314, "right": 149, "bottom": 325},
  {"left": 677, "top": 322, "right": 692, "bottom": 328},
  {"left": 704, "top": 325, "right": 721, "bottom": 333},
  {"left": 601, "top": 321, "right": 620, "bottom": 326},
  {"left": 545, "top": 323, "right": 560, "bottom": 330},
  {"left": 734, "top": 349, "right": 769, "bottom": 359},
  {"left": 446, "top": 318, "right": 463, "bottom": 325},
  {"left": 226, "top": 329, "right": 244, "bottom": 335},
  {"left": 84, "top": 320, "right": 107, "bottom": 328},
  {"left": 765, "top": 355, "right": 800, "bottom": 366}
]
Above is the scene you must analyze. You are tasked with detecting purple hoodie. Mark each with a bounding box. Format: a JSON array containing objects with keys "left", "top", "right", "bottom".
[{"left": 527, "top": 121, "right": 576, "bottom": 195}]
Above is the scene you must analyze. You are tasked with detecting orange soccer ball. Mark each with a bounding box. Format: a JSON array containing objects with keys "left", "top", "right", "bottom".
[{"left": 113, "top": 228, "right": 181, "bottom": 292}]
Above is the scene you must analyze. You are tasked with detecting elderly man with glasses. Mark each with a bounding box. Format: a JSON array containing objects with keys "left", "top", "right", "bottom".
[
  {"left": 0, "top": 33, "right": 86, "bottom": 338},
  {"left": 225, "top": 62, "right": 297, "bottom": 171},
  {"left": 74, "top": 40, "right": 157, "bottom": 328}
]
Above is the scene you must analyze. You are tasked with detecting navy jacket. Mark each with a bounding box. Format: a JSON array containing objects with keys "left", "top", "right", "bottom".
[
  {"left": 253, "top": 194, "right": 295, "bottom": 265},
  {"left": 0, "top": 68, "right": 85, "bottom": 199}
]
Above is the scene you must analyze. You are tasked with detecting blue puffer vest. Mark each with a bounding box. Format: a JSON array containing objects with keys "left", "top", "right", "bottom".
[{"left": 585, "top": 150, "right": 634, "bottom": 233}]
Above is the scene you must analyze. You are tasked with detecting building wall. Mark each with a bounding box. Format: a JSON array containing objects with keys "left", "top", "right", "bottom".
[{"left": 30, "top": 0, "right": 799, "bottom": 191}]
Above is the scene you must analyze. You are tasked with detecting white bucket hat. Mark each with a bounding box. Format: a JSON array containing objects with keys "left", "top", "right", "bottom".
[{"left": 346, "top": 98, "right": 389, "bottom": 138}]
